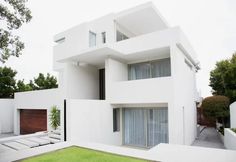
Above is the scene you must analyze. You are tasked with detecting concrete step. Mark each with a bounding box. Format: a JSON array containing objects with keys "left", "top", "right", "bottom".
[
  {"left": 40, "top": 136, "right": 61, "bottom": 144},
  {"left": 51, "top": 129, "right": 61, "bottom": 135},
  {"left": 26, "top": 137, "right": 50, "bottom": 146},
  {"left": 0, "top": 144, "right": 16, "bottom": 153},
  {"left": 3, "top": 142, "right": 30, "bottom": 150},
  {"left": 48, "top": 133, "right": 61, "bottom": 140},
  {"left": 15, "top": 139, "right": 40, "bottom": 148}
]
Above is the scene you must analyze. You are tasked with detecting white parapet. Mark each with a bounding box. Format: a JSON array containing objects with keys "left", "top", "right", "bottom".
[{"left": 224, "top": 128, "right": 236, "bottom": 150}]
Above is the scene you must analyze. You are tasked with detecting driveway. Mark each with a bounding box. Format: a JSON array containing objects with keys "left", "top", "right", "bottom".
[{"left": 192, "top": 127, "right": 225, "bottom": 149}]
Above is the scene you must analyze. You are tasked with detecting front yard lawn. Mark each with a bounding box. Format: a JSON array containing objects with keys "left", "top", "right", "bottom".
[{"left": 21, "top": 146, "right": 149, "bottom": 162}]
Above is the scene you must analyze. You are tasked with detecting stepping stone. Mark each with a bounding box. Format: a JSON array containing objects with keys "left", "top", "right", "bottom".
[
  {"left": 51, "top": 129, "right": 61, "bottom": 135},
  {"left": 27, "top": 137, "right": 50, "bottom": 146},
  {"left": 41, "top": 136, "right": 61, "bottom": 144},
  {"left": 15, "top": 139, "right": 40, "bottom": 148},
  {"left": 3, "top": 142, "right": 30, "bottom": 150},
  {"left": 0, "top": 144, "right": 16, "bottom": 153},
  {"left": 49, "top": 133, "right": 61, "bottom": 140}
]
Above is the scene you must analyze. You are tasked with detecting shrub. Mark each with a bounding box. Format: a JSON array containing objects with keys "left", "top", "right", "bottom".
[
  {"left": 231, "top": 128, "right": 236, "bottom": 133},
  {"left": 50, "top": 105, "right": 60, "bottom": 130},
  {"left": 202, "top": 95, "right": 230, "bottom": 127}
]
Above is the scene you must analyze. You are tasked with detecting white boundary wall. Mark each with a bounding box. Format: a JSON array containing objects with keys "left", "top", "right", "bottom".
[
  {"left": 14, "top": 89, "right": 63, "bottom": 135},
  {"left": 224, "top": 128, "right": 236, "bottom": 150},
  {"left": 230, "top": 102, "right": 236, "bottom": 128},
  {"left": 67, "top": 99, "right": 122, "bottom": 145},
  {"left": 0, "top": 99, "right": 14, "bottom": 133}
]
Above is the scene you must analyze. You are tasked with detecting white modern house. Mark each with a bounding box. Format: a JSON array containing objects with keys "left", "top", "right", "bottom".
[{"left": 10, "top": 2, "right": 200, "bottom": 149}]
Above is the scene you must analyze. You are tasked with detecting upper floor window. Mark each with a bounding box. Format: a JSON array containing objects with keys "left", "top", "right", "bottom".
[
  {"left": 89, "top": 31, "right": 96, "bottom": 47},
  {"left": 102, "top": 32, "right": 106, "bottom": 44},
  {"left": 116, "top": 30, "right": 128, "bottom": 42},
  {"left": 128, "top": 58, "right": 171, "bottom": 80}
]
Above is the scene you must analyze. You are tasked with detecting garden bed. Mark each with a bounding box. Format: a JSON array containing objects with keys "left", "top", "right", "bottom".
[{"left": 20, "top": 146, "right": 150, "bottom": 162}]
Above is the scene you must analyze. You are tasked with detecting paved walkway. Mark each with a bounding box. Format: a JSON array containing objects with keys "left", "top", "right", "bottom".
[{"left": 192, "top": 127, "right": 225, "bottom": 149}]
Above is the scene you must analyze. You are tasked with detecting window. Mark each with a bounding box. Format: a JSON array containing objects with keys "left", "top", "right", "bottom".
[
  {"left": 89, "top": 31, "right": 96, "bottom": 47},
  {"left": 116, "top": 30, "right": 128, "bottom": 42},
  {"left": 128, "top": 58, "right": 171, "bottom": 80},
  {"left": 113, "top": 108, "right": 120, "bottom": 132},
  {"left": 123, "top": 108, "right": 168, "bottom": 148},
  {"left": 101, "top": 32, "right": 106, "bottom": 44}
]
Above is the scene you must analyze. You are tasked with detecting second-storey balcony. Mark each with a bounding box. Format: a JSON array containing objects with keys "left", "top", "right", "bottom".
[{"left": 108, "top": 76, "right": 173, "bottom": 104}]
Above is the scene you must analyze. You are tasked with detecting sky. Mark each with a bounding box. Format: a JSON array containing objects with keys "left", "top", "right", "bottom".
[{"left": 2, "top": 0, "right": 236, "bottom": 97}]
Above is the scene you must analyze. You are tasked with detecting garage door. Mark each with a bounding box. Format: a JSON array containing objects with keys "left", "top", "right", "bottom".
[{"left": 20, "top": 109, "right": 47, "bottom": 134}]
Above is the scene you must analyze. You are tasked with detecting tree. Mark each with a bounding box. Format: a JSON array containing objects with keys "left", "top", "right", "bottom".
[
  {"left": 33, "top": 73, "right": 58, "bottom": 90},
  {"left": 202, "top": 95, "right": 230, "bottom": 127},
  {"left": 0, "top": 0, "right": 32, "bottom": 63},
  {"left": 15, "top": 79, "right": 32, "bottom": 92},
  {"left": 0, "top": 66, "right": 17, "bottom": 98},
  {"left": 210, "top": 53, "right": 236, "bottom": 103}
]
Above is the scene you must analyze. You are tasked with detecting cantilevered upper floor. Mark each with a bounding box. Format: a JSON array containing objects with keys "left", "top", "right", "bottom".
[{"left": 53, "top": 2, "right": 199, "bottom": 71}]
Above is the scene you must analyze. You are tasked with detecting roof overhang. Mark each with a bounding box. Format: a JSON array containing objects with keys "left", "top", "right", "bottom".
[{"left": 114, "top": 2, "right": 169, "bottom": 35}]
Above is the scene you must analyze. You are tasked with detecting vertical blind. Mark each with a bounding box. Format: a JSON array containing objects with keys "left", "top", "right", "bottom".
[
  {"left": 128, "top": 58, "right": 171, "bottom": 80},
  {"left": 123, "top": 108, "right": 168, "bottom": 148}
]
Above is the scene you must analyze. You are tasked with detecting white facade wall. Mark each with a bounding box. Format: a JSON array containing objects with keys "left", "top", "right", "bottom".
[
  {"left": 0, "top": 99, "right": 14, "bottom": 133},
  {"left": 63, "top": 63, "right": 99, "bottom": 99},
  {"left": 170, "top": 45, "right": 197, "bottom": 145},
  {"left": 14, "top": 89, "right": 63, "bottom": 135},
  {"left": 224, "top": 128, "right": 236, "bottom": 150},
  {"left": 67, "top": 99, "right": 122, "bottom": 145},
  {"left": 230, "top": 102, "right": 236, "bottom": 128}
]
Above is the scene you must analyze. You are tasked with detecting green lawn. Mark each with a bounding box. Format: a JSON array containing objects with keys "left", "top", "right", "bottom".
[{"left": 21, "top": 146, "right": 149, "bottom": 162}]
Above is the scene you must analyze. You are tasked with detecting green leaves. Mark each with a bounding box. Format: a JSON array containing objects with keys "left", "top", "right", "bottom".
[
  {"left": 33, "top": 73, "right": 58, "bottom": 90},
  {"left": 210, "top": 54, "right": 236, "bottom": 103},
  {"left": 202, "top": 95, "right": 230, "bottom": 124},
  {"left": 0, "top": 0, "right": 32, "bottom": 63},
  {"left": 50, "top": 105, "right": 60, "bottom": 130},
  {"left": 0, "top": 67, "right": 58, "bottom": 97},
  {"left": 0, "top": 66, "right": 17, "bottom": 98}
]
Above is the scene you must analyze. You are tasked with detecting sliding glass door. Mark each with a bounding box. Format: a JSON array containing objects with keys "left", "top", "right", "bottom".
[{"left": 123, "top": 108, "right": 168, "bottom": 148}]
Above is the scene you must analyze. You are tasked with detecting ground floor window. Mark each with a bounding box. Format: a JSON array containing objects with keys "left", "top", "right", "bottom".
[{"left": 123, "top": 108, "right": 168, "bottom": 148}]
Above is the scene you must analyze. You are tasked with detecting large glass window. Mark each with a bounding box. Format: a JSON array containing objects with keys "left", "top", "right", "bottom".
[
  {"left": 128, "top": 58, "right": 171, "bottom": 80},
  {"left": 116, "top": 30, "right": 128, "bottom": 42},
  {"left": 89, "top": 31, "right": 96, "bottom": 47},
  {"left": 123, "top": 108, "right": 168, "bottom": 148}
]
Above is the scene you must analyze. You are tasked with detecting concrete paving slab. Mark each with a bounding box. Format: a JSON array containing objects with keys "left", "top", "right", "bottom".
[
  {"left": 41, "top": 136, "right": 61, "bottom": 144},
  {"left": 51, "top": 129, "right": 61, "bottom": 135},
  {"left": 3, "top": 141, "right": 30, "bottom": 150},
  {"left": 15, "top": 139, "right": 40, "bottom": 148},
  {"left": 27, "top": 137, "right": 50, "bottom": 145},
  {"left": 48, "top": 133, "right": 61, "bottom": 140},
  {"left": 192, "top": 127, "right": 225, "bottom": 149},
  {"left": 0, "top": 144, "right": 16, "bottom": 153}
]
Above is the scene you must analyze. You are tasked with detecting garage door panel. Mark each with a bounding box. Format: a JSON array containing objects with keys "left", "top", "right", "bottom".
[{"left": 20, "top": 109, "right": 47, "bottom": 135}]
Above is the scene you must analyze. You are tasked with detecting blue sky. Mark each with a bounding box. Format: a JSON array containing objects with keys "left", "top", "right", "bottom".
[{"left": 3, "top": 0, "right": 236, "bottom": 97}]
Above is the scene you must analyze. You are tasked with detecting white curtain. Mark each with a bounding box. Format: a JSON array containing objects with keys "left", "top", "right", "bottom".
[
  {"left": 124, "top": 108, "right": 146, "bottom": 147},
  {"left": 128, "top": 58, "right": 171, "bottom": 80},
  {"left": 147, "top": 108, "right": 168, "bottom": 147},
  {"left": 129, "top": 63, "right": 150, "bottom": 80},
  {"left": 151, "top": 58, "right": 171, "bottom": 78},
  {"left": 123, "top": 108, "right": 168, "bottom": 148}
]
